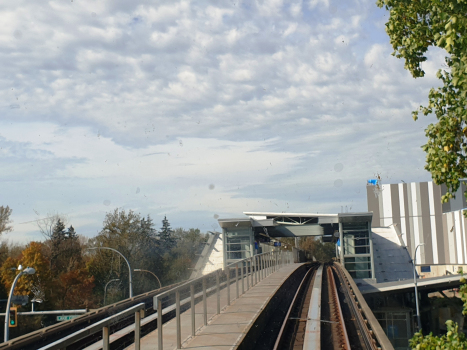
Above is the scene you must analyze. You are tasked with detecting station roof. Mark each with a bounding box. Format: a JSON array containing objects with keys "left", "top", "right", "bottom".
[{"left": 358, "top": 274, "right": 464, "bottom": 295}]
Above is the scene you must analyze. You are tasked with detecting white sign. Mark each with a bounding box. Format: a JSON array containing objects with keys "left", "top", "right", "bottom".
[{"left": 56, "top": 315, "right": 80, "bottom": 321}]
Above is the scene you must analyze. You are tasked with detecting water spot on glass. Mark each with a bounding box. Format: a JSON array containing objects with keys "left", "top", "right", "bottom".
[
  {"left": 179, "top": 140, "right": 183, "bottom": 147},
  {"left": 334, "top": 163, "right": 343, "bottom": 172},
  {"left": 213, "top": 214, "right": 219, "bottom": 219},
  {"left": 208, "top": 184, "right": 215, "bottom": 190},
  {"left": 91, "top": 12, "right": 97, "bottom": 17},
  {"left": 9, "top": 104, "right": 20, "bottom": 109},
  {"left": 334, "top": 179, "right": 343, "bottom": 188},
  {"left": 13, "top": 30, "right": 22, "bottom": 40},
  {"left": 103, "top": 200, "right": 111, "bottom": 206},
  {"left": 329, "top": 5, "right": 337, "bottom": 14},
  {"left": 136, "top": 187, "right": 140, "bottom": 194}
]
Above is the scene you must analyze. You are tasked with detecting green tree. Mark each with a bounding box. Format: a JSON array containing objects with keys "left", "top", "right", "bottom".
[
  {"left": 377, "top": 0, "right": 467, "bottom": 204},
  {"left": 88, "top": 209, "right": 161, "bottom": 299},
  {"left": 159, "top": 216, "right": 177, "bottom": 251}
]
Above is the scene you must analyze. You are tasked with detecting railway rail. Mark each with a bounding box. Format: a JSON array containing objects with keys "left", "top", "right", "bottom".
[{"left": 274, "top": 263, "right": 392, "bottom": 350}]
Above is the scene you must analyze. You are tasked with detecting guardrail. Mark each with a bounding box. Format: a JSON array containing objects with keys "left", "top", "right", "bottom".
[
  {"left": 154, "top": 250, "right": 293, "bottom": 350},
  {"left": 38, "top": 303, "right": 145, "bottom": 350}
]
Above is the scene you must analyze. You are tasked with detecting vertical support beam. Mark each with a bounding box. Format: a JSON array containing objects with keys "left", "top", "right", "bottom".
[
  {"left": 247, "top": 258, "right": 251, "bottom": 290},
  {"left": 176, "top": 290, "right": 181, "bottom": 349},
  {"left": 368, "top": 220, "right": 375, "bottom": 279},
  {"left": 202, "top": 277, "right": 207, "bottom": 326},
  {"left": 190, "top": 284, "right": 196, "bottom": 336},
  {"left": 157, "top": 297, "right": 163, "bottom": 350},
  {"left": 135, "top": 310, "right": 141, "bottom": 350},
  {"left": 339, "top": 221, "right": 344, "bottom": 264},
  {"left": 102, "top": 326, "right": 110, "bottom": 350},
  {"left": 254, "top": 256, "right": 258, "bottom": 285}
]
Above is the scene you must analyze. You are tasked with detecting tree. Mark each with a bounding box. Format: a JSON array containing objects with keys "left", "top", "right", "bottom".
[
  {"left": 299, "top": 237, "right": 335, "bottom": 263},
  {"left": 377, "top": 0, "right": 467, "bottom": 204},
  {"left": 0, "top": 206, "right": 13, "bottom": 235},
  {"left": 159, "top": 216, "right": 177, "bottom": 251}
]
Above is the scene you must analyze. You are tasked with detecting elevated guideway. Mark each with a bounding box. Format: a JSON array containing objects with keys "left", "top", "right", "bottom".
[{"left": 0, "top": 253, "right": 394, "bottom": 350}]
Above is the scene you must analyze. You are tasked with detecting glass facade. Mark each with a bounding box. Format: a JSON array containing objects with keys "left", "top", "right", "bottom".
[
  {"left": 373, "top": 310, "right": 411, "bottom": 350},
  {"left": 223, "top": 226, "right": 253, "bottom": 265},
  {"left": 342, "top": 221, "right": 373, "bottom": 279}
]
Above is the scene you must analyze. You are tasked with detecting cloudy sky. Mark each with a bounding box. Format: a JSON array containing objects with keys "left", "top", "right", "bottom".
[{"left": 1, "top": 0, "right": 445, "bottom": 242}]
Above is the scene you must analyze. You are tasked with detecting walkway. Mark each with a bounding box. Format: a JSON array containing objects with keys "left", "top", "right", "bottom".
[{"left": 125, "top": 263, "right": 304, "bottom": 350}]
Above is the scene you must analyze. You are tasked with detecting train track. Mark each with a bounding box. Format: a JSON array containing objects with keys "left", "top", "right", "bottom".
[{"left": 274, "top": 263, "right": 382, "bottom": 350}]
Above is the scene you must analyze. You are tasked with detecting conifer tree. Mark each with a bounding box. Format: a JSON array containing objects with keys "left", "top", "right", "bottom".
[{"left": 159, "top": 216, "right": 177, "bottom": 251}]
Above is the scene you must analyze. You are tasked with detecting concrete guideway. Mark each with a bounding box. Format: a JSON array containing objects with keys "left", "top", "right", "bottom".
[{"left": 125, "top": 263, "right": 305, "bottom": 350}]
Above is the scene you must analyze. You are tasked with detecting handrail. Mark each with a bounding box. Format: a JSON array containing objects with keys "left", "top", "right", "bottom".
[
  {"left": 38, "top": 303, "right": 145, "bottom": 350},
  {"left": 154, "top": 250, "right": 293, "bottom": 350}
]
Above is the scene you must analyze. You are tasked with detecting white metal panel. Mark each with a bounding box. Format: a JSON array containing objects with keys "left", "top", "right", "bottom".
[
  {"left": 400, "top": 217, "right": 408, "bottom": 246},
  {"left": 455, "top": 211, "right": 464, "bottom": 264},
  {"left": 428, "top": 182, "right": 439, "bottom": 264},
  {"left": 382, "top": 184, "right": 393, "bottom": 226},
  {"left": 446, "top": 213, "right": 456, "bottom": 264},
  {"left": 412, "top": 216, "right": 421, "bottom": 262}
]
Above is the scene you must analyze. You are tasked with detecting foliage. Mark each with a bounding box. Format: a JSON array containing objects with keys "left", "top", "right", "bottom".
[
  {"left": 0, "top": 206, "right": 13, "bottom": 235},
  {"left": 409, "top": 277, "right": 467, "bottom": 348},
  {"left": 299, "top": 237, "right": 335, "bottom": 263},
  {"left": 159, "top": 215, "right": 178, "bottom": 251},
  {"left": 377, "top": 0, "right": 467, "bottom": 204}
]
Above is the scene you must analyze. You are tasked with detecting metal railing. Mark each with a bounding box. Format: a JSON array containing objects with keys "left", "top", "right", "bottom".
[
  {"left": 154, "top": 250, "right": 293, "bottom": 350},
  {"left": 38, "top": 303, "right": 145, "bottom": 350}
]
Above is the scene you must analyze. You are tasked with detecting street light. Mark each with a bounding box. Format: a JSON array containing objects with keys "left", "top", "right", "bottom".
[
  {"left": 413, "top": 243, "right": 425, "bottom": 331},
  {"left": 134, "top": 269, "right": 162, "bottom": 289},
  {"left": 4, "top": 266, "right": 36, "bottom": 342},
  {"left": 103, "top": 279, "right": 120, "bottom": 306},
  {"left": 87, "top": 247, "right": 133, "bottom": 298}
]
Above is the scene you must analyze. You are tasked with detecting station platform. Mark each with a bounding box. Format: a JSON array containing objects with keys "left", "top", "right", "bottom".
[{"left": 125, "top": 263, "right": 304, "bottom": 350}]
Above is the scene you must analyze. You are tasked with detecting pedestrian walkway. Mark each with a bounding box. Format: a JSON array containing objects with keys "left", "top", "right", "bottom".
[{"left": 125, "top": 263, "right": 303, "bottom": 350}]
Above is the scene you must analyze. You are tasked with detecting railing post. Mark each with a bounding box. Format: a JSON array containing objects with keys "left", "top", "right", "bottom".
[
  {"left": 216, "top": 270, "right": 220, "bottom": 314},
  {"left": 235, "top": 263, "right": 239, "bottom": 299},
  {"left": 255, "top": 256, "right": 258, "bottom": 284},
  {"left": 157, "top": 297, "right": 163, "bottom": 350},
  {"left": 246, "top": 259, "right": 250, "bottom": 290},
  {"left": 203, "top": 277, "right": 207, "bottom": 326},
  {"left": 176, "top": 289, "right": 181, "bottom": 349},
  {"left": 240, "top": 261, "right": 245, "bottom": 295},
  {"left": 227, "top": 267, "right": 231, "bottom": 306},
  {"left": 102, "top": 326, "right": 110, "bottom": 350},
  {"left": 190, "top": 284, "right": 196, "bottom": 336},
  {"left": 260, "top": 255, "right": 264, "bottom": 280},
  {"left": 135, "top": 310, "right": 141, "bottom": 350}
]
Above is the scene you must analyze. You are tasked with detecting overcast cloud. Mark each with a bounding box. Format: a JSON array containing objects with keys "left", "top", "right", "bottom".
[{"left": 0, "top": 0, "right": 445, "bottom": 241}]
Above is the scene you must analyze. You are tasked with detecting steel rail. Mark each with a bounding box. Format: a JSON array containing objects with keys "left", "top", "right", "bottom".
[
  {"left": 273, "top": 264, "right": 318, "bottom": 350},
  {"left": 332, "top": 265, "right": 379, "bottom": 350},
  {"left": 303, "top": 264, "right": 323, "bottom": 350},
  {"left": 327, "top": 266, "right": 351, "bottom": 350}
]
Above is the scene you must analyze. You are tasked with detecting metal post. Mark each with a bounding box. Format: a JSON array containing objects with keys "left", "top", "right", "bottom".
[
  {"left": 135, "top": 310, "right": 141, "bottom": 350},
  {"left": 413, "top": 243, "right": 425, "bottom": 331},
  {"left": 240, "top": 261, "right": 245, "bottom": 295},
  {"left": 227, "top": 267, "right": 231, "bottom": 306},
  {"left": 202, "top": 277, "right": 207, "bottom": 326},
  {"left": 235, "top": 263, "right": 239, "bottom": 299},
  {"left": 102, "top": 326, "right": 110, "bottom": 350},
  {"left": 157, "top": 297, "right": 163, "bottom": 350},
  {"left": 216, "top": 270, "right": 220, "bottom": 314},
  {"left": 176, "top": 290, "right": 181, "bottom": 349},
  {"left": 4, "top": 270, "right": 25, "bottom": 342},
  {"left": 246, "top": 259, "right": 250, "bottom": 290},
  {"left": 190, "top": 284, "right": 195, "bottom": 336}
]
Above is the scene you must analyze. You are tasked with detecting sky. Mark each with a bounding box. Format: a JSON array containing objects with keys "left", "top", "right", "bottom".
[{"left": 0, "top": 0, "right": 447, "bottom": 242}]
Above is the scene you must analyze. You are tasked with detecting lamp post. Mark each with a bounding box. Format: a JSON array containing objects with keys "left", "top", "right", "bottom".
[
  {"left": 413, "top": 243, "right": 425, "bottom": 331},
  {"left": 87, "top": 247, "right": 133, "bottom": 298},
  {"left": 134, "top": 269, "right": 162, "bottom": 289},
  {"left": 4, "top": 266, "right": 36, "bottom": 342},
  {"left": 103, "top": 279, "right": 120, "bottom": 306}
]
